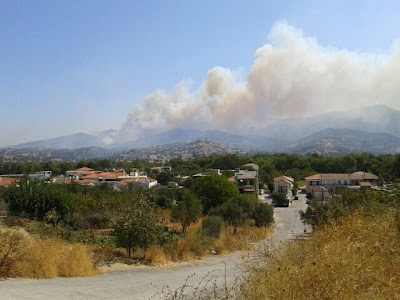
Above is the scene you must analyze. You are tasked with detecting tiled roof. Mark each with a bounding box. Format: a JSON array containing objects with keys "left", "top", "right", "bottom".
[
  {"left": 76, "top": 167, "right": 93, "bottom": 171},
  {"left": 305, "top": 174, "right": 350, "bottom": 181},
  {"left": 0, "top": 177, "right": 19, "bottom": 187},
  {"left": 305, "top": 172, "right": 378, "bottom": 181},
  {"left": 122, "top": 177, "right": 151, "bottom": 184},
  {"left": 53, "top": 179, "right": 72, "bottom": 185},
  {"left": 242, "top": 163, "right": 259, "bottom": 170},
  {"left": 349, "top": 172, "right": 378, "bottom": 180},
  {"left": 274, "top": 176, "right": 294, "bottom": 183}
]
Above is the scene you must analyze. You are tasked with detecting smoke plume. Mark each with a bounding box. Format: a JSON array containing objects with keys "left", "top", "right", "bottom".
[{"left": 117, "top": 22, "right": 400, "bottom": 141}]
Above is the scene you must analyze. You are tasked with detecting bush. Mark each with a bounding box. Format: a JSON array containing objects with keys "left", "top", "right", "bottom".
[
  {"left": 253, "top": 202, "right": 274, "bottom": 227},
  {"left": 211, "top": 196, "right": 250, "bottom": 234},
  {"left": 271, "top": 192, "right": 289, "bottom": 207},
  {"left": 202, "top": 216, "right": 224, "bottom": 238},
  {"left": 300, "top": 189, "right": 395, "bottom": 228},
  {"left": 113, "top": 198, "right": 164, "bottom": 257}
]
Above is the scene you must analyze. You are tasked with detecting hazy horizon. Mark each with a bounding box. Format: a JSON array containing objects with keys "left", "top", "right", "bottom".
[{"left": 1, "top": 1, "right": 400, "bottom": 145}]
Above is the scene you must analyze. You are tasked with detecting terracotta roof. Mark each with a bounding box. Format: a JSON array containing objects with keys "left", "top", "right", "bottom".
[
  {"left": 275, "top": 178, "right": 293, "bottom": 185},
  {"left": 82, "top": 174, "right": 100, "bottom": 179},
  {"left": 0, "top": 177, "right": 19, "bottom": 187},
  {"left": 274, "top": 176, "right": 294, "bottom": 183},
  {"left": 306, "top": 172, "right": 378, "bottom": 182},
  {"left": 113, "top": 172, "right": 126, "bottom": 178},
  {"left": 122, "top": 177, "right": 151, "bottom": 184},
  {"left": 359, "top": 181, "right": 372, "bottom": 187},
  {"left": 53, "top": 179, "right": 72, "bottom": 185},
  {"left": 349, "top": 172, "right": 378, "bottom": 180},
  {"left": 76, "top": 167, "right": 93, "bottom": 171},
  {"left": 242, "top": 163, "right": 259, "bottom": 170},
  {"left": 305, "top": 174, "right": 350, "bottom": 181}
]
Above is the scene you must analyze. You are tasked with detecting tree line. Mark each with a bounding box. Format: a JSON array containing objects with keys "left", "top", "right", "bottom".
[{"left": 2, "top": 153, "right": 399, "bottom": 184}]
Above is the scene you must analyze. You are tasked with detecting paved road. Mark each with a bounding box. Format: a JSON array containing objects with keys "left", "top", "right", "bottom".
[{"left": 0, "top": 195, "right": 310, "bottom": 300}]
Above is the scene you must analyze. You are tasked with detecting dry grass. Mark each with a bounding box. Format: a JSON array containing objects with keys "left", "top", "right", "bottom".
[
  {"left": 160, "top": 225, "right": 272, "bottom": 263},
  {"left": 214, "top": 226, "right": 271, "bottom": 254},
  {"left": 0, "top": 225, "right": 97, "bottom": 278},
  {"left": 145, "top": 245, "right": 168, "bottom": 265},
  {"left": 243, "top": 211, "right": 400, "bottom": 299}
]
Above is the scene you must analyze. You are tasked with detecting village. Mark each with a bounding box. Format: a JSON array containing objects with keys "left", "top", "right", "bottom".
[{"left": 0, "top": 161, "right": 382, "bottom": 208}]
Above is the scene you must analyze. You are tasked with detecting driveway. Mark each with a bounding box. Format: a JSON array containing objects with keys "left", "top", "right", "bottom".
[{"left": 0, "top": 195, "right": 310, "bottom": 300}]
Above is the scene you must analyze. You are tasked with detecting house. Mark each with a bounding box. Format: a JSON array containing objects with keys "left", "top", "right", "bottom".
[
  {"left": 120, "top": 177, "right": 158, "bottom": 189},
  {"left": 175, "top": 175, "right": 190, "bottom": 184},
  {"left": 150, "top": 166, "right": 172, "bottom": 172},
  {"left": 234, "top": 168, "right": 259, "bottom": 196},
  {"left": 66, "top": 167, "right": 94, "bottom": 177},
  {"left": 274, "top": 176, "right": 294, "bottom": 201},
  {"left": 305, "top": 171, "right": 378, "bottom": 200},
  {"left": 210, "top": 169, "right": 221, "bottom": 175}
]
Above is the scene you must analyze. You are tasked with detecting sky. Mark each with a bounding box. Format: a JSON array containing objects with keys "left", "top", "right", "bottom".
[{"left": 1, "top": 0, "right": 400, "bottom": 145}]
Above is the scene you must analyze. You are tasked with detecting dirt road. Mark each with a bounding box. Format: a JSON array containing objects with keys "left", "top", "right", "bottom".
[{"left": 0, "top": 194, "right": 310, "bottom": 300}]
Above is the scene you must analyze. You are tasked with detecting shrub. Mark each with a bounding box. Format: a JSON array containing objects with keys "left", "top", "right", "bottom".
[
  {"left": 271, "top": 192, "right": 289, "bottom": 207},
  {"left": 253, "top": 202, "right": 274, "bottom": 227},
  {"left": 4, "top": 181, "right": 73, "bottom": 224},
  {"left": 211, "top": 196, "right": 250, "bottom": 234},
  {"left": 171, "top": 190, "right": 202, "bottom": 234},
  {"left": 202, "top": 216, "right": 224, "bottom": 238},
  {"left": 113, "top": 198, "right": 164, "bottom": 257}
]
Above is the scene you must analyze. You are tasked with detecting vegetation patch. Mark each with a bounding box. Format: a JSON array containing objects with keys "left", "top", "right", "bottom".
[
  {"left": 243, "top": 191, "right": 400, "bottom": 299},
  {"left": 0, "top": 225, "right": 96, "bottom": 279}
]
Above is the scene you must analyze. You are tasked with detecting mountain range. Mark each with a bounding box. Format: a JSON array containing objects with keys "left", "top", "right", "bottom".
[{"left": 3, "top": 105, "right": 400, "bottom": 157}]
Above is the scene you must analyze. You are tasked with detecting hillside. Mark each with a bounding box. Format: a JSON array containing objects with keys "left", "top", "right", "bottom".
[
  {"left": 259, "top": 105, "right": 400, "bottom": 142},
  {"left": 117, "top": 139, "right": 245, "bottom": 161},
  {"left": 287, "top": 128, "right": 400, "bottom": 156},
  {"left": 8, "top": 130, "right": 116, "bottom": 150}
]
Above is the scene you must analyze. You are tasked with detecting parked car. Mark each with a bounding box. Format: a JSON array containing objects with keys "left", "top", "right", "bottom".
[{"left": 294, "top": 195, "right": 299, "bottom": 200}]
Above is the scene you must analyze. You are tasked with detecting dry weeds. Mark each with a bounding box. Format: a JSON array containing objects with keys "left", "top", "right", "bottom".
[
  {"left": 0, "top": 225, "right": 97, "bottom": 278},
  {"left": 243, "top": 211, "right": 400, "bottom": 299}
]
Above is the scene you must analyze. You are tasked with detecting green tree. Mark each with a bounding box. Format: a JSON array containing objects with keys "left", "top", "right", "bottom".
[
  {"left": 190, "top": 175, "right": 239, "bottom": 213},
  {"left": 171, "top": 190, "right": 202, "bottom": 234},
  {"left": 253, "top": 202, "right": 274, "bottom": 227},
  {"left": 113, "top": 198, "right": 163, "bottom": 257},
  {"left": 292, "top": 182, "right": 299, "bottom": 196},
  {"left": 212, "top": 196, "right": 249, "bottom": 234},
  {"left": 271, "top": 192, "right": 289, "bottom": 207}
]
